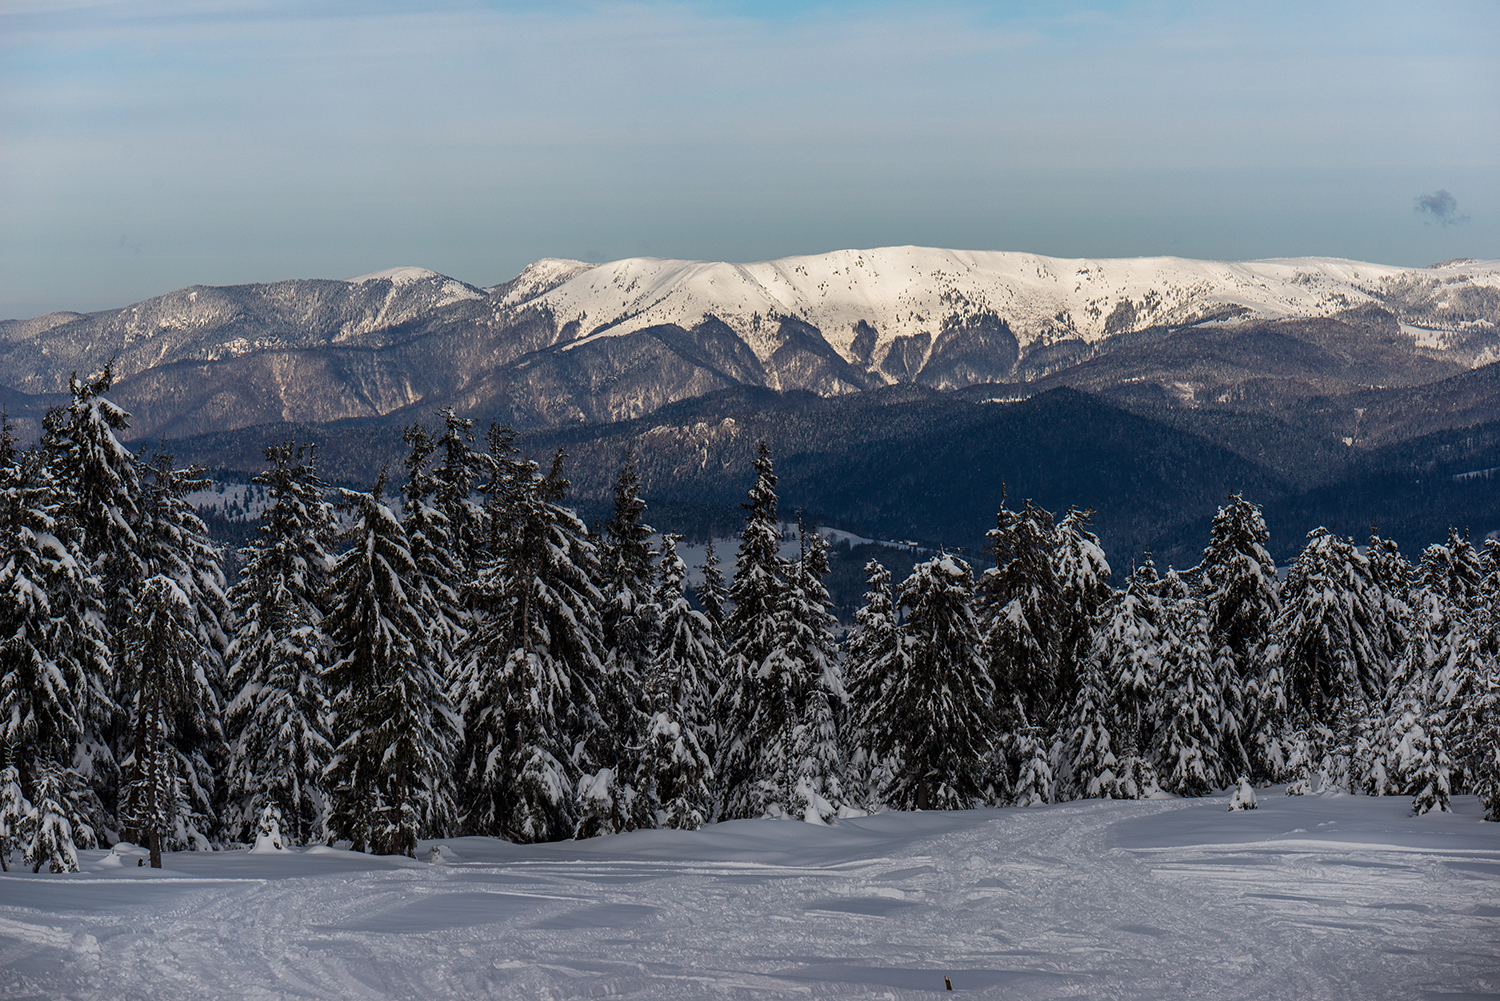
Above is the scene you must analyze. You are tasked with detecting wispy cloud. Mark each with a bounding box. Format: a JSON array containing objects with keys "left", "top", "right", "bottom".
[{"left": 1414, "top": 190, "right": 1470, "bottom": 226}]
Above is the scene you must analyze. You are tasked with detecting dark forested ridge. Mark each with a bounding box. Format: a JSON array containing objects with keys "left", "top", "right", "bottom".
[
  {"left": 158, "top": 378, "right": 1500, "bottom": 576},
  {"left": 3, "top": 372, "right": 1497, "bottom": 876}
]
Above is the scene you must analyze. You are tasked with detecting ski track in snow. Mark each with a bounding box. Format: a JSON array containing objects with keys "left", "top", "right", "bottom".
[{"left": 1, "top": 793, "right": 1496, "bottom": 1000}]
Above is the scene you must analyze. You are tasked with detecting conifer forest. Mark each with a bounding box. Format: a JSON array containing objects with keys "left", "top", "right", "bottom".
[{"left": 3, "top": 368, "right": 1498, "bottom": 875}]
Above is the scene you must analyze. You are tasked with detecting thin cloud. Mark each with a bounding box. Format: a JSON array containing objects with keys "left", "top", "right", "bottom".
[{"left": 1414, "top": 190, "right": 1470, "bottom": 226}]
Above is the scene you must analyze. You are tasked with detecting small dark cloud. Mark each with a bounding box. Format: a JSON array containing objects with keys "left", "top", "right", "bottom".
[{"left": 1414, "top": 189, "right": 1470, "bottom": 226}]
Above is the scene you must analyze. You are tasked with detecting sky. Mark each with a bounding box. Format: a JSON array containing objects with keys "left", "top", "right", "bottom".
[{"left": 2, "top": 0, "right": 1497, "bottom": 319}]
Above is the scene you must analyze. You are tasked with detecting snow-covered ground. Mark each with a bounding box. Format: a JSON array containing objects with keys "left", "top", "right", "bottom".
[{"left": 1, "top": 791, "right": 1495, "bottom": 1000}]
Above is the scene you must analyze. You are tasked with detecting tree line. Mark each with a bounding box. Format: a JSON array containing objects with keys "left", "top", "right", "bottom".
[{"left": 1, "top": 368, "right": 1496, "bottom": 872}]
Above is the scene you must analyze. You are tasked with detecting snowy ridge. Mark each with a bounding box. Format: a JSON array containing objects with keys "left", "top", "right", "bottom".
[{"left": 504, "top": 247, "right": 1500, "bottom": 367}]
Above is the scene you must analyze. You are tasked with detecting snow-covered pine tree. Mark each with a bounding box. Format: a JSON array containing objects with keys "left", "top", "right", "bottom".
[
  {"left": 1053, "top": 507, "right": 1112, "bottom": 709},
  {"left": 695, "top": 541, "right": 727, "bottom": 634},
  {"left": 455, "top": 449, "right": 605, "bottom": 843},
  {"left": 40, "top": 367, "right": 144, "bottom": 826},
  {"left": 717, "top": 442, "right": 787, "bottom": 821},
  {"left": 579, "top": 450, "right": 658, "bottom": 836},
  {"left": 1153, "top": 600, "right": 1223, "bottom": 797},
  {"left": 224, "top": 441, "right": 336, "bottom": 845},
  {"left": 430, "top": 408, "right": 489, "bottom": 588},
  {"left": 401, "top": 423, "right": 467, "bottom": 685},
  {"left": 1408, "top": 716, "right": 1453, "bottom": 815},
  {"left": 639, "top": 535, "right": 716, "bottom": 830},
  {"left": 134, "top": 449, "right": 228, "bottom": 846},
  {"left": 1417, "top": 529, "right": 1486, "bottom": 615},
  {"left": 25, "top": 768, "right": 81, "bottom": 873},
  {"left": 1366, "top": 532, "right": 1413, "bottom": 665},
  {"left": 845, "top": 559, "right": 901, "bottom": 808},
  {"left": 867, "top": 555, "right": 994, "bottom": 810},
  {"left": 1088, "top": 586, "right": 1160, "bottom": 792},
  {"left": 323, "top": 472, "right": 459, "bottom": 856},
  {"left": 977, "top": 499, "right": 1060, "bottom": 731},
  {"left": 783, "top": 521, "right": 846, "bottom": 822},
  {"left": 1011, "top": 727, "right": 1053, "bottom": 807},
  {"left": 1271, "top": 529, "right": 1391, "bottom": 723},
  {"left": 0, "top": 431, "right": 111, "bottom": 834},
  {"left": 1200, "top": 493, "right": 1279, "bottom": 672},
  {"left": 1213, "top": 644, "right": 1251, "bottom": 783},
  {"left": 1380, "top": 587, "right": 1447, "bottom": 796},
  {"left": 0, "top": 762, "right": 31, "bottom": 871},
  {"left": 123, "top": 576, "right": 204, "bottom": 867},
  {"left": 1432, "top": 611, "right": 1492, "bottom": 795},
  {"left": 1062, "top": 646, "right": 1125, "bottom": 800}
]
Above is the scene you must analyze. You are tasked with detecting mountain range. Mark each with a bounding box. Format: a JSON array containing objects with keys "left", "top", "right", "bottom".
[{"left": 4, "top": 247, "right": 1498, "bottom": 575}]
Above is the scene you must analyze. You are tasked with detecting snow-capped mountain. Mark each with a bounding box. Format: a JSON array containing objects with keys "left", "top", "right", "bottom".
[
  {"left": 508, "top": 248, "right": 1500, "bottom": 373},
  {"left": 1, "top": 247, "right": 1496, "bottom": 440}
]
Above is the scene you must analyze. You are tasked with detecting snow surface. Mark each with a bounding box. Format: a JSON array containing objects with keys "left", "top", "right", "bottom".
[
  {"left": 346, "top": 267, "right": 444, "bottom": 286},
  {"left": 2, "top": 791, "right": 1496, "bottom": 999},
  {"left": 499, "top": 246, "right": 1500, "bottom": 369}
]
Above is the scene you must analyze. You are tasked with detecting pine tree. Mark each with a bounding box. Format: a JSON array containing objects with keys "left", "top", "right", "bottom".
[
  {"left": 25, "top": 768, "right": 80, "bottom": 873},
  {"left": 0, "top": 763, "right": 31, "bottom": 871},
  {"left": 323, "top": 472, "right": 458, "bottom": 856},
  {"left": 1272, "top": 529, "right": 1391, "bottom": 722},
  {"left": 1153, "top": 601, "right": 1223, "bottom": 797},
  {"left": 123, "top": 576, "right": 204, "bottom": 867},
  {"left": 1053, "top": 508, "right": 1112, "bottom": 708},
  {"left": 1089, "top": 587, "right": 1160, "bottom": 786},
  {"left": 1200, "top": 493, "right": 1279, "bottom": 670},
  {"left": 784, "top": 522, "right": 846, "bottom": 822},
  {"left": 401, "top": 423, "right": 466, "bottom": 684},
  {"left": 640, "top": 535, "right": 716, "bottom": 830},
  {"left": 845, "top": 559, "right": 901, "bottom": 808},
  {"left": 430, "top": 408, "right": 488, "bottom": 588},
  {"left": 580, "top": 450, "right": 658, "bottom": 836},
  {"left": 224, "top": 442, "right": 336, "bottom": 845},
  {"left": 1408, "top": 720, "right": 1452, "bottom": 815},
  {"left": 0, "top": 435, "right": 111, "bottom": 824},
  {"left": 695, "top": 541, "right": 727, "bottom": 633},
  {"left": 1011, "top": 727, "right": 1053, "bottom": 807},
  {"left": 717, "top": 442, "right": 787, "bottom": 820},
  {"left": 868, "top": 555, "right": 995, "bottom": 811},
  {"left": 134, "top": 449, "right": 228, "bottom": 846},
  {"left": 977, "top": 499, "right": 1060, "bottom": 730},
  {"left": 1062, "top": 650, "right": 1125, "bottom": 800},
  {"left": 455, "top": 449, "right": 605, "bottom": 843},
  {"left": 40, "top": 367, "right": 144, "bottom": 827}
]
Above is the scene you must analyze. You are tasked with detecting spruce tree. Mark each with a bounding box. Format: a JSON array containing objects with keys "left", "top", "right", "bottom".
[
  {"left": 25, "top": 768, "right": 81, "bottom": 873},
  {"left": 695, "top": 541, "right": 727, "bottom": 633},
  {"left": 870, "top": 555, "right": 995, "bottom": 810},
  {"left": 1200, "top": 493, "right": 1279, "bottom": 669},
  {"left": 1053, "top": 507, "right": 1112, "bottom": 708},
  {"left": 1271, "top": 529, "right": 1390, "bottom": 721},
  {"left": 224, "top": 442, "right": 336, "bottom": 845},
  {"left": 0, "top": 762, "right": 31, "bottom": 871},
  {"left": 1089, "top": 587, "right": 1160, "bottom": 788},
  {"left": 845, "top": 559, "right": 901, "bottom": 808},
  {"left": 581, "top": 450, "right": 658, "bottom": 835},
  {"left": 1062, "top": 650, "right": 1125, "bottom": 800},
  {"left": 717, "top": 442, "right": 787, "bottom": 820},
  {"left": 455, "top": 449, "right": 605, "bottom": 843},
  {"left": 977, "top": 499, "right": 1060, "bottom": 730},
  {"left": 135, "top": 449, "right": 228, "bottom": 845},
  {"left": 1153, "top": 601, "right": 1223, "bottom": 797},
  {"left": 324, "top": 472, "right": 458, "bottom": 855},
  {"left": 781, "top": 521, "right": 846, "bottom": 822},
  {"left": 123, "top": 576, "right": 205, "bottom": 866},
  {"left": 0, "top": 436, "right": 110, "bottom": 826},
  {"left": 640, "top": 535, "right": 716, "bottom": 830},
  {"left": 430, "top": 408, "right": 489, "bottom": 587},
  {"left": 401, "top": 423, "right": 466, "bottom": 682},
  {"left": 40, "top": 367, "right": 144, "bottom": 826}
]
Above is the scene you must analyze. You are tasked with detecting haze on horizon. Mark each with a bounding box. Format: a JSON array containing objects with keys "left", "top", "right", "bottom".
[{"left": 2, "top": 0, "right": 1497, "bottom": 320}]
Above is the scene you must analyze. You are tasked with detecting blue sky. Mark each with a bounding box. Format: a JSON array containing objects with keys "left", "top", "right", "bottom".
[{"left": 2, "top": 0, "right": 1496, "bottom": 317}]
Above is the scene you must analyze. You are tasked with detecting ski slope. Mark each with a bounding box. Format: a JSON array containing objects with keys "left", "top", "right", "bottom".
[{"left": 1, "top": 791, "right": 1496, "bottom": 999}]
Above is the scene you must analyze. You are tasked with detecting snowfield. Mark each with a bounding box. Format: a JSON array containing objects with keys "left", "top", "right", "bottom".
[{"left": 2, "top": 791, "right": 1496, "bottom": 1000}]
